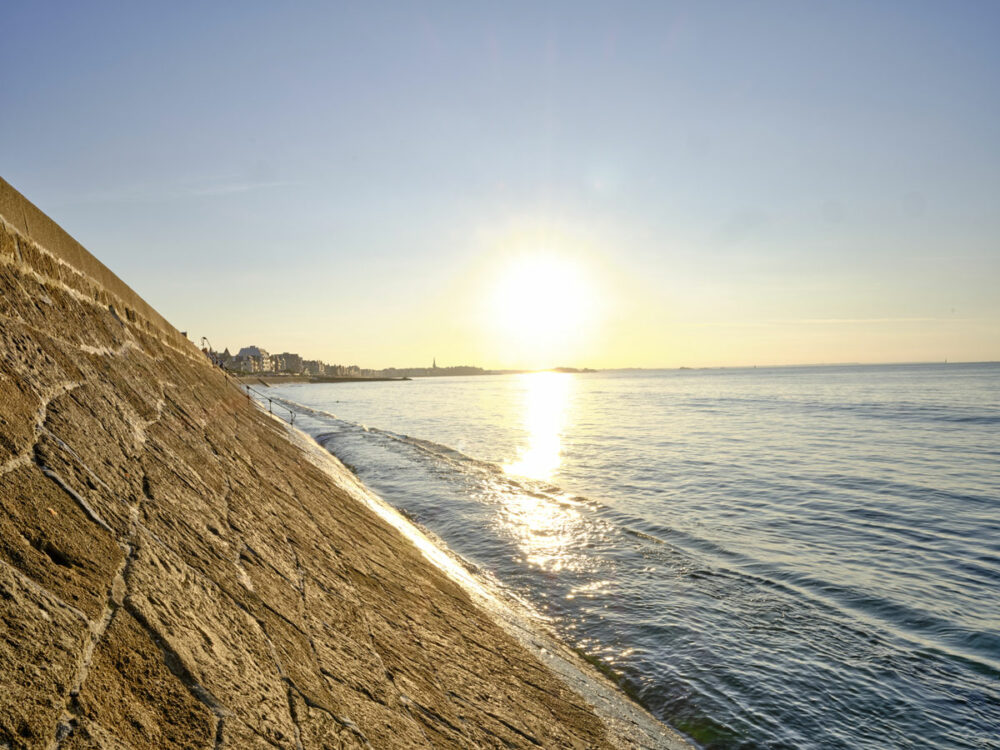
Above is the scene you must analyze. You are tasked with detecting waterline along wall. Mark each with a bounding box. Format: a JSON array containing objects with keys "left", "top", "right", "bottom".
[{"left": 0, "top": 177, "right": 665, "bottom": 749}]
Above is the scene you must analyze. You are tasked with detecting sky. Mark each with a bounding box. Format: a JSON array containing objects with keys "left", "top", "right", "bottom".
[{"left": 2, "top": 1, "right": 998, "bottom": 369}]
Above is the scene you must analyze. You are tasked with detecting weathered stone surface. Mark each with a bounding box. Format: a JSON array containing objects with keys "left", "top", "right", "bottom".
[
  {"left": 289, "top": 691, "right": 368, "bottom": 750},
  {"left": 0, "top": 182, "right": 631, "bottom": 749},
  {"left": 73, "top": 609, "right": 215, "bottom": 749},
  {"left": 218, "top": 717, "right": 282, "bottom": 749},
  {"left": 125, "top": 529, "right": 297, "bottom": 745},
  {"left": 0, "top": 360, "right": 39, "bottom": 464},
  {"left": 0, "top": 220, "right": 17, "bottom": 262},
  {"left": 0, "top": 561, "right": 89, "bottom": 748},
  {"left": 0, "top": 464, "right": 122, "bottom": 620},
  {"left": 57, "top": 717, "right": 134, "bottom": 750}
]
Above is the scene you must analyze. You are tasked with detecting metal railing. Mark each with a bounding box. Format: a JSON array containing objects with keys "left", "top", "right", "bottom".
[
  {"left": 241, "top": 382, "right": 296, "bottom": 425},
  {"left": 208, "top": 359, "right": 299, "bottom": 426}
]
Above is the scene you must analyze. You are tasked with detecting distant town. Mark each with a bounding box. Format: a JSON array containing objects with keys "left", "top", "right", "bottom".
[{"left": 202, "top": 344, "right": 595, "bottom": 380}]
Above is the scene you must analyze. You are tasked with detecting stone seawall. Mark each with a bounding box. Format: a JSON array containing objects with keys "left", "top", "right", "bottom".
[
  {"left": 0, "top": 178, "right": 190, "bottom": 354},
  {"left": 0, "top": 179, "right": 639, "bottom": 749}
]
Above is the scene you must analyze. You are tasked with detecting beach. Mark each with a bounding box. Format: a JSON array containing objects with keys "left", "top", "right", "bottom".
[{"left": 0, "top": 177, "right": 688, "bottom": 748}]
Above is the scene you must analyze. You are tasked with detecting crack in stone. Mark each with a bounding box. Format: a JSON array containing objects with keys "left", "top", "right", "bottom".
[
  {"left": 264, "top": 425, "right": 470, "bottom": 748},
  {"left": 349, "top": 564, "right": 470, "bottom": 747},
  {"left": 285, "top": 684, "right": 306, "bottom": 750},
  {"left": 0, "top": 310, "right": 145, "bottom": 369},
  {"left": 20, "top": 409, "right": 296, "bottom": 749},
  {"left": 34, "top": 382, "right": 83, "bottom": 433},
  {"left": 266, "top": 505, "right": 436, "bottom": 748},
  {"left": 0, "top": 377, "right": 83, "bottom": 483},
  {"left": 123, "top": 600, "right": 229, "bottom": 749},
  {"left": 39, "top": 430, "right": 117, "bottom": 498},
  {"left": 48, "top": 543, "right": 133, "bottom": 750},
  {"left": 0, "top": 558, "right": 89, "bottom": 624},
  {"left": 448, "top": 691, "right": 546, "bottom": 747},
  {"left": 37, "top": 464, "right": 114, "bottom": 534}
]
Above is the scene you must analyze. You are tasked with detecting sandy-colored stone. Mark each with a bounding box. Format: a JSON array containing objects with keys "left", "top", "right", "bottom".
[
  {"left": 288, "top": 691, "right": 368, "bottom": 750},
  {"left": 217, "top": 716, "right": 283, "bottom": 749},
  {"left": 73, "top": 609, "right": 215, "bottom": 749},
  {"left": 0, "top": 220, "right": 17, "bottom": 261},
  {"left": 57, "top": 717, "right": 134, "bottom": 750},
  {"left": 0, "top": 366, "right": 38, "bottom": 465},
  {"left": 124, "top": 530, "right": 297, "bottom": 745},
  {"left": 0, "top": 561, "right": 89, "bottom": 748},
  {"left": 0, "top": 464, "right": 122, "bottom": 620}
]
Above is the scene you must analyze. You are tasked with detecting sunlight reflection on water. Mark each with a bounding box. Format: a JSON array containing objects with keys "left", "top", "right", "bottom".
[
  {"left": 504, "top": 371, "right": 572, "bottom": 481},
  {"left": 500, "top": 489, "right": 584, "bottom": 573},
  {"left": 500, "top": 372, "right": 585, "bottom": 572}
]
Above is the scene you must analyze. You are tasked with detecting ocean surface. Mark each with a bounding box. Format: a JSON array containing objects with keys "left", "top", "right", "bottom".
[{"left": 263, "top": 364, "right": 1000, "bottom": 749}]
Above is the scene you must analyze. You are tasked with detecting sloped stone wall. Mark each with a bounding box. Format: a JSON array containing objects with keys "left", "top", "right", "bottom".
[
  {"left": 0, "top": 178, "right": 190, "bottom": 353},
  {"left": 0, "top": 184, "right": 615, "bottom": 749}
]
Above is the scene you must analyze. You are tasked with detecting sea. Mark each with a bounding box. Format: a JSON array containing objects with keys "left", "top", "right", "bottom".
[{"left": 261, "top": 363, "right": 1000, "bottom": 750}]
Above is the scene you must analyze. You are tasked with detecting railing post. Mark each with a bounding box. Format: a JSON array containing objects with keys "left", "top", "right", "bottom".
[{"left": 241, "top": 384, "right": 296, "bottom": 426}]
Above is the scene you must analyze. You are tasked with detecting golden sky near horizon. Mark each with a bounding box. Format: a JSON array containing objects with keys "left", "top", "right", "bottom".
[{"left": 176, "top": 215, "right": 997, "bottom": 371}]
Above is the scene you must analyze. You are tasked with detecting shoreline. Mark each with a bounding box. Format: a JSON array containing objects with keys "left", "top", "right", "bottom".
[
  {"left": 266, "top": 401, "right": 693, "bottom": 749},
  {"left": 234, "top": 374, "right": 409, "bottom": 385}
]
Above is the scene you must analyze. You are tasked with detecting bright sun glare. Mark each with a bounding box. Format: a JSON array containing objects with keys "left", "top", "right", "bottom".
[
  {"left": 487, "top": 254, "right": 594, "bottom": 364},
  {"left": 504, "top": 371, "right": 572, "bottom": 481}
]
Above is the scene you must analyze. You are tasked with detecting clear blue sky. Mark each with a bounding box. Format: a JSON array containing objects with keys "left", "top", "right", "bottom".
[{"left": 3, "top": 2, "right": 998, "bottom": 368}]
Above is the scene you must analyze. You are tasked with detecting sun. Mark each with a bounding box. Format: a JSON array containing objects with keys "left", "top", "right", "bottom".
[{"left": 486, "top": 253, "right": 595, "bottom": 365}]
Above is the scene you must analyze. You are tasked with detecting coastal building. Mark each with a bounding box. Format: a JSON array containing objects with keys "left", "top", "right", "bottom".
[
  {"left": 272, "top": 352, "right": 303, "bottom": 374},
  {"left": 302, "top": 359, "right": 326, "bottom": 376},
  {"left": 234, "top": 345, "right": 272, "bottom": 373}
]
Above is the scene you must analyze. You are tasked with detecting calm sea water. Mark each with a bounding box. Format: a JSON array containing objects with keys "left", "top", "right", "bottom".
[{"left": 265, "top": 364, "right": 1000, "bottom": 749}]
